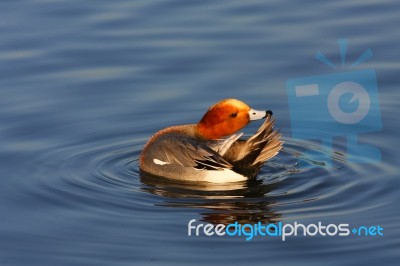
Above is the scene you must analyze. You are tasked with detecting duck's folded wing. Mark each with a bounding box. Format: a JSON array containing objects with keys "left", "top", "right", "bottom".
[
  {"left": 206, "top": 133, "right": 243, "bottom": 156},
  {"left": 153, "top": 134, "right": 233, "bottom": 170}
]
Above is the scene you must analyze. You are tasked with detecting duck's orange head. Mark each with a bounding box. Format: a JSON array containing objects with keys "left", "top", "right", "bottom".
[{"left": 197, "top": 99, "right": 271, "bottom": 139}]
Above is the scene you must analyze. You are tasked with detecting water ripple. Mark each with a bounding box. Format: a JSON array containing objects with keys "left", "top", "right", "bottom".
[{"left": 16, "top": 134, "right": 391, "bottom": 229}]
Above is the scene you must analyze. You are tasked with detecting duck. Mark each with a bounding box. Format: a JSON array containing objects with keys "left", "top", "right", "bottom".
[{"left": 139, "top": 99, "right": 283, "bottom": 183}]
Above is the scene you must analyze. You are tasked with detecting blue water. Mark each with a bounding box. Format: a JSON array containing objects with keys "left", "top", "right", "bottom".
[{"left": 1, "top": 0, "right": 399, "bottom": 265}]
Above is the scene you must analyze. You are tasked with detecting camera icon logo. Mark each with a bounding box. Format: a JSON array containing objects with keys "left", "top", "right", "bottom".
[{"left": 286, "top": 39, "right": 382, "bottom": 166}]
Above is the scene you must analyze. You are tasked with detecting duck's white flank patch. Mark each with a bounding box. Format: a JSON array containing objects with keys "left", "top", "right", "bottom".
[
  {"left": 202, "top": 169, "right": 247, "bottom": 183},
  {"left": 153, "top": 158, "right": 169, "bottom": 165}
]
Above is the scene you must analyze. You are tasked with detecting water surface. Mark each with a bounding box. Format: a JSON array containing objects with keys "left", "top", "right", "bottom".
[{"left": 1, "top": 0, "right": 399, "bottom": 265}]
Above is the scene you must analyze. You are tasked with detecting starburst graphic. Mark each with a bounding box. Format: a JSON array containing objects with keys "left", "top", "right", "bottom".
[{"left": 315, "top": 39, "right": 374, "bottom": 69}]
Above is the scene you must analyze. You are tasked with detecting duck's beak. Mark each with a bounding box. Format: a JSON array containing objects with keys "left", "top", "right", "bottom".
[{"left": 249, "top": 109, "right": 273, "bottom": 121}]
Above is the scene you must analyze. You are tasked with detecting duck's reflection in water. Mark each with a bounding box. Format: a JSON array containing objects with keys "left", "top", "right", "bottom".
[{"left": 140, "top": 172, "right": 281, "bottom": 225}]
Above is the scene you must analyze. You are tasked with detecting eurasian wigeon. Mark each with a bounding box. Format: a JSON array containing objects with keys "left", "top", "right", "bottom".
[{"left": 140, "top": 99, "right": 283, "bottom": 183}]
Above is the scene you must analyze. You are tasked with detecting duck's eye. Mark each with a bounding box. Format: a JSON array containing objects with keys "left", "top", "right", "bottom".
[{"left": 230, "top": 112, "right": 238, "bottom": 118}]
